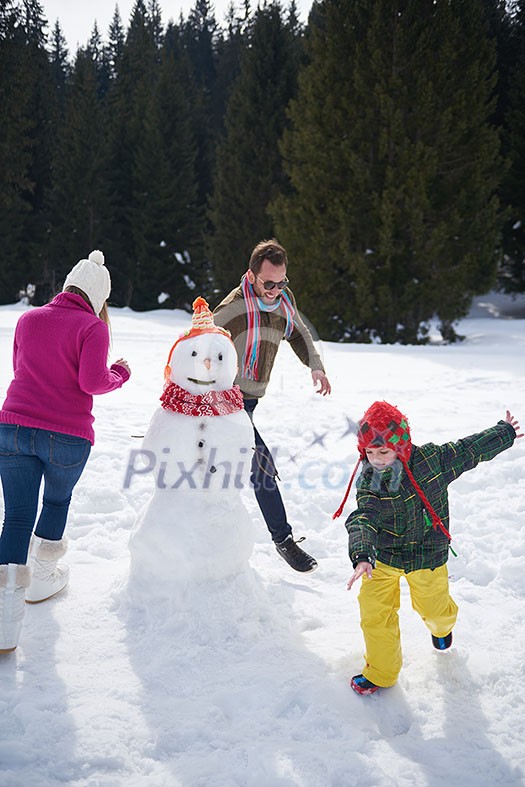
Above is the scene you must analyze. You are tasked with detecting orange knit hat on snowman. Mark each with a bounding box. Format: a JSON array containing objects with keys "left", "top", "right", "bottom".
[
  {"left": 333, "top": 401, "right": 451, "bottom": 540},
  {"left": 164, "top": 296, "right": 233, "bottom": 383}
]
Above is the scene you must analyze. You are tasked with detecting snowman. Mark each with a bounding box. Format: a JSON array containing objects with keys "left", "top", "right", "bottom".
[{"left": 125, "top": 297, "right": 255, "bottom": 609}]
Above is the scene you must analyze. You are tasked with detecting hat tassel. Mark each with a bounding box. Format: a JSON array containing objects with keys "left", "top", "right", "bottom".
[
  {"left": 402, "top": 461, "right": 452, "bottom": 541},
  {"left": 332, "top": 459, "right": 362, "bottom": 519}
]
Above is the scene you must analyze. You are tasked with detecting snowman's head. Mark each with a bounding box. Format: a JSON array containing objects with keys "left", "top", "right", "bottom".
[
  {"left": 164, "top": 296, "right": 238, "bottom": 395},
  {"left": 168, "top": 332, "right": 238, "bottom": 395}
]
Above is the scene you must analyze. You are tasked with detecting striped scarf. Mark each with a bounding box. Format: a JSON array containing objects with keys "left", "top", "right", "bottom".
[{"left": 241, "top": 275, "right": 295, "bottom": 381}]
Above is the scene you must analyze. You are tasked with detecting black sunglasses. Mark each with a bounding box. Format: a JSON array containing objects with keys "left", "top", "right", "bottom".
[{"left": 255, "top": 273, "right": 289, "bottom": 291}]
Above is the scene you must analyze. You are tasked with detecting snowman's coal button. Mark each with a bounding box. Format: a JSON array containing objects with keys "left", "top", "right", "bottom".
[
  {"left": 198, "top": 440, "right": 205, "bottom": 448},
  {"left": 209, "top": 466, "right": 217, "bottom": 473}
]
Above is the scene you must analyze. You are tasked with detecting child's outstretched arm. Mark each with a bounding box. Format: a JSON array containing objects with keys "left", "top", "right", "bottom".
[
  {"left": 347, "top": 561, "right": 373, "bottom": 590},
  {"left": 506, "top": 410, "right": 523, "bottom": 438},
  {"left": 436, "top": 412, "right": 519, "bottom": 482}
]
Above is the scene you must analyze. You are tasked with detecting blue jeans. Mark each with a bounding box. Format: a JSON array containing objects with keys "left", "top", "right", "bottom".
[
  {"left": 0, "top": 425, "right": 91, "bottom": 564},
  {"left": 243, "top": 399, "right": 292, "bottom": 544}
]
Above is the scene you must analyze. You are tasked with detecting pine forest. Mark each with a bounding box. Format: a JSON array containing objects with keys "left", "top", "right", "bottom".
[{"left": 2, "top": 0, "right": 525, "bottom": 343}]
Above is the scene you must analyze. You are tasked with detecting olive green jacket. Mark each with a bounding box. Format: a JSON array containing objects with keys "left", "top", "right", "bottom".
[
  {"left": 213, "top": 285, "right": 325, "bottom": 399},
  {"left": 345, "top": 421, "right": 516, "bottom": 573}
]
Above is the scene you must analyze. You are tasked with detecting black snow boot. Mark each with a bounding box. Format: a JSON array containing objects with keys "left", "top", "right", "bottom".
[
  {"left": 432, "top": 632, "right": 453, "bottom": 651},
  {"left": 275, "top": 536, "right": 318, "bottom": 573}
]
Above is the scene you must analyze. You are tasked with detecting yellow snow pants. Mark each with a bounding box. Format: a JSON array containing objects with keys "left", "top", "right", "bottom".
[{"left": 358, "top": 560, "right": 458, "bottom": 687}]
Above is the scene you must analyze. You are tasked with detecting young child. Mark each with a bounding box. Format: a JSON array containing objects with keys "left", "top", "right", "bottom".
[{"left": 333, "top": 401, "right": 522, "bottom": 695}]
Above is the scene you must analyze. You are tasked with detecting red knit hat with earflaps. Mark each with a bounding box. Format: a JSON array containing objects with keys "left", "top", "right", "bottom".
[{"left": 332, "top": 401, "right": 451, "bottom": 541}]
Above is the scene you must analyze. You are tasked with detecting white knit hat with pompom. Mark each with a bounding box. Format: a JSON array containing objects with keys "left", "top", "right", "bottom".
[{"left": 63, "top": 250, "right": 111, "bottom": 315}]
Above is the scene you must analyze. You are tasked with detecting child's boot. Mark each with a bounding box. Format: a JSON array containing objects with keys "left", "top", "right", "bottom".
[
  {"left": 0, "top": 564, "right": 31, "bottom": 653},
  {"left": 26, "top": 537, "right": 69, "bottom": 604},
  {"left": 431, "top": 632, "right": 453, "bottom": 651},
  {"left": 350, "top": 674, "right": 379, "bottom": 695}
]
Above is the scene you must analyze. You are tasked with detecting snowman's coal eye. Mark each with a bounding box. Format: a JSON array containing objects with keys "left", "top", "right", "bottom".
[
  {"left": 191, "top": 350, "right": 197, "bottom": 357},
  {"left": 218, "top": 353, "right": 223, "bottom": 361}
]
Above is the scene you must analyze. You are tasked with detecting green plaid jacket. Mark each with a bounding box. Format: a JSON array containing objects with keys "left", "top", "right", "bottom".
[{"left": 345, "top": 421, "right": 515, "bottom": 573}]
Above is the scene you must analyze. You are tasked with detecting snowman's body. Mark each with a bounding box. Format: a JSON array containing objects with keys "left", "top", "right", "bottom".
[{"left": 127, "top": 326, "right": 255, "bottom": 605}]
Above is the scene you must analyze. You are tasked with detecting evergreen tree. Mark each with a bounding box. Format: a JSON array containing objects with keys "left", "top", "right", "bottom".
[
  {"left": 47, "top": 47, "right": 112, "bottom": 298},
  {"left": 214, "top": 1, "right": 249, "bottom": 139},
  {"left": 0, "top": 0, "right": 58, "bottom": 303},
  {"left": 88, "top": 22, "right": 112, "bottom": 98},
  {"left": 21, "top": 0, "right": 59, "bottom": 287},
  {"left": 272, "top": 0, "right": 502, "bottom": 343},
  {"left": 130, "top": 22, "right": 203, "bottom": 310},
  {"left": 208, "top": 2, "right": 301, "bottom": 294},
  {"left": 481, "top": 0, "right": 514, "bottom": 133},
  {"left": 158, "top": 24, "right": 205, "bottom": 302},
  {"left": 104, "top": 0, "right": 159, "bottom": 305},
  {"left": 181, "top": 0, "right": 220, "bottom": 208},
  {"left": 106, "top": 5, "right": 125, "bottom": 80},
  {"left": 147, "top": 0, "right": 164, "bottom": 50},
  {"left": 0, "top": 0, "right": 34, "bottom": 301},
  {"left": 500, "top": 1, "right": 525, "bottom": 292},
  {"left": 0, "top": 1, "right": 31, "bottom": 206},
  {"left": 48, "top": 19, "right": 69, "bottom": 114}
]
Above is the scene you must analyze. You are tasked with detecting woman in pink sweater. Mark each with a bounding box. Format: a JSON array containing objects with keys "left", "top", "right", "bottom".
[{"left": 0, "top": 250, "right": 131, "bottom": 653}]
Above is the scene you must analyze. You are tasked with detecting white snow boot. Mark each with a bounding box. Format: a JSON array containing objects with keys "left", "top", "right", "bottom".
[
  {"left": 26, "top": 536, "right": 69, "bottom": 604},
  {"left": 0, "top": 564, "right": 31, "bottom": 653}
]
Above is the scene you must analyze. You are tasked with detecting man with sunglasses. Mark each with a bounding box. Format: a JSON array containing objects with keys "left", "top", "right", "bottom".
[{"left": 214, "top": 239, "right": 331, "bottom": 573}]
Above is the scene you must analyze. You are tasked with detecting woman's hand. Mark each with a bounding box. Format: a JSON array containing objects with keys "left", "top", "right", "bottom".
[{"left": 114, "top": 358, "right": 131, "bottom": 375}]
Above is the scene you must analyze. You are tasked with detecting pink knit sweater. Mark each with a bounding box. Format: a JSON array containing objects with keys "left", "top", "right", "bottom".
[{"left": 0, "top": 293, "right": 130, "bottom": 444}]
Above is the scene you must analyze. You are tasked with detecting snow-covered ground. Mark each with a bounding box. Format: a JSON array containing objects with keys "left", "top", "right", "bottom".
[{"left": 0, "top": 291, "right": 524, "bottom": 787}]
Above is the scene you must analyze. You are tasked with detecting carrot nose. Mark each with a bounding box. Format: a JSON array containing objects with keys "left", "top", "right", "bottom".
[{"left": 203, "top": 358, "right": 211, "bottom": 370}]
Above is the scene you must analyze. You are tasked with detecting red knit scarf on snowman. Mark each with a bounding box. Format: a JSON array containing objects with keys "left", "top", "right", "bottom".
[{"left": 160, "top": 381, "right": 244, "bottom": 417}]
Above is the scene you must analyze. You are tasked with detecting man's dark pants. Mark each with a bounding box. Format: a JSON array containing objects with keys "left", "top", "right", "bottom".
[{"left": 243, "top": 398, "right": 292, "bottom": 544}]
